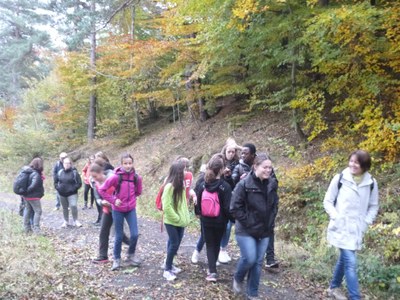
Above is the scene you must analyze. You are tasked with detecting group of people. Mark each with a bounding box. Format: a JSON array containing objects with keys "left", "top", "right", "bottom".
[{"left": 15, "top": 140, "right": 379, "bottom": 300}]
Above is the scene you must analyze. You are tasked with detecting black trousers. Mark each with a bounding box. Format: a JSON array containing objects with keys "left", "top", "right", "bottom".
[
  {"left": 266, "top": 230, "right": 275, "bottom": 263},
  {"left": 84, "top": 183, "right": 94, "bottom": 207},
  {"left": 203, "top": 223, "right": 225, "bottom": 274},
  {"left": 99, "top": 211, "right": 130, "bottom": 259},
  {"left": 95, "top": 199, "right": 102, "bottom": 223}
]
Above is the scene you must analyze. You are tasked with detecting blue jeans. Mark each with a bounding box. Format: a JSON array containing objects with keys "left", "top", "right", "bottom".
[
  {"left": 330, "top": 249, "right": 360, "bottom": 300},
  {"left": 195, "top": 221, "right": 205, "bottom": 252},
  {"left": 112, "top": 209, "right": 139, "bottom": 260},
  {"left": 220, "top": 221, "right": 233, "bottom": 248},
  {"left": 165, "top": 224, "right": 185, "bottom": 271},
  {"left": 235, "top": 235, "right": 270, "bottom": 297}
]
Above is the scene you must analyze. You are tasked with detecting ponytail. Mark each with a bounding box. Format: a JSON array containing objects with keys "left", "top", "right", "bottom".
[{"left": 205, "top": 154, "right": 225, "bottom": 183}]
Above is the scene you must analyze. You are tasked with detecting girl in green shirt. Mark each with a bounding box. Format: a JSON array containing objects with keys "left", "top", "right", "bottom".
[{"left": 162, "top": 161, "right": 190, "bottom": 281}]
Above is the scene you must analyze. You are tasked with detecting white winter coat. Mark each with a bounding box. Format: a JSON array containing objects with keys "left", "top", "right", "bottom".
[{"left": 324, "top": 168, "right": 379, "bottom": 251}]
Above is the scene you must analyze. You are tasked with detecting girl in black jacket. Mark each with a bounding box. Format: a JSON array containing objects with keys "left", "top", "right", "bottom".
[
  {"left": 23, "top": 157, "right": 45, "bottom": 234},
  {"left": 195, "top": 154, "right": 232, "bottom": 282},
  {"left": 230, "top": 153, "right": 278, "bottom": 299},
  {"left": 55, "top": 157, "right": 83, "bottom": 228}
]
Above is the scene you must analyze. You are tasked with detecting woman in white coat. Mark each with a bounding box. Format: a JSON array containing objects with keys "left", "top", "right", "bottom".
[{"left": 324, "top": 150, "right": 379, "bottom": 300}]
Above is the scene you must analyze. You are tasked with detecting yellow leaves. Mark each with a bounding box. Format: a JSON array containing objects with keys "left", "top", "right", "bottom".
[{"left": 229, "top": 0, "right": 260, "bottom": 31}]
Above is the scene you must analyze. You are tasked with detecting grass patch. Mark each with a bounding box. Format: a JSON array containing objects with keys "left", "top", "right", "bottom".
[{"left": 0, "top": 209, "right": 100, "bottom": 299}]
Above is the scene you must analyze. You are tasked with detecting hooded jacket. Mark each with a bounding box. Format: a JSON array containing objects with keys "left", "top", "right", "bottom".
[
  {"left": 23, "top": 167, "right": 44, "bottom": 199},
  {"left": 231, "top": 159, "right": 252, "bottom": 186},
  {"left": 92, "top": 169, "right": 114, "bottom": 214},
  {"left": 162, "top": 183, "right": 190, "bottom": 227},
  {"left": 324, "top": 167, "right": 379, "bottom": 251},
  {"left": 55, "top": 168, "right": 82, "bottom": 197},
  {"left": 99, "top": 167, "right": 143, "bottom": 213},
  {"left": 230, "top": 171, "right": 278, "bottom": 239},
  {"left": 195, "top": 178, "right": 233, "bottom": 227},
  {"left": 223, "top": 159, "right": 240, "bottom": 189}
]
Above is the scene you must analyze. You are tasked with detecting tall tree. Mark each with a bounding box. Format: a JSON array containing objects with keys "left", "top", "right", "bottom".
[{"left": 0, "top": 0, "right": 51, "bottom": 104}]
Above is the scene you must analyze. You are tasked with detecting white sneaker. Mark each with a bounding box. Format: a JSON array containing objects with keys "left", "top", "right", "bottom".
[
  {"left": 163, "top": 270, "right": 177, "bottom": 281},
  {"left": 191, "top": 250, "right": 200, "bottom": 264},
  {"left": 218, "top": 250, "right": 231, "bottom": 264},
  {"left": 61, "top": 221, "right": 68, "bottom": 228},
  {"left": 74, "top": 220, "right": 82, "bottom": 227},
  {"left": 326, "top": 288, "right": 347, "bottom": 300},
  {"left": 171, "top": 265, "right": 182, "bottom": 274}
]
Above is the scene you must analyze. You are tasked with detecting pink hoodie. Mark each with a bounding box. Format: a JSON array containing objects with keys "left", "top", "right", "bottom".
[{"left": 99, "top": 167, "right": 142, "bottom": 212}]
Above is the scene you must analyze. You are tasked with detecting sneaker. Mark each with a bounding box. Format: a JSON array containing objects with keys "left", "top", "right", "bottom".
[
  {"left": 171, "top": 265, "right": 182, "bottom": 274},
  {"left": 82, "top": 206, "right": 88, "bottom": 210},
  {"left": 93, "top": 220, "right": 101, "bottom": 226},
  {"left": 53, "top": 207, "right": 60, "bottom": 211},
  {"left": 247, "top": 296, "right": 261, "bottom": 300},
  {"left": 125, "top": 254, "right": 141, "bottom": 267},
  {"left": 163, "top": 270, "right": 177, "bottom": 281},
  {"left": 111, "top": 259, "right": 121, "bottom": 271},
  {"left": 92, "top": 257, "right": 109, "bottom": 264},
  {"left": 218, "top": 250, "right": 231, "bottom": 264},
  {"left": 326, "top": 288, "right": 347, "bottom": 300},
  {"left": 233, "top": 278, "right": 243, "bottom": 295},
  {"left": 74, "top": 220, "right": 82, "bottom": 227},
  {"left": 61, "top": 221, "right": 68, "bottom": 228},
  {"left": 265, "top": 260, "right": 280, "bottom": 269},
  {"left": 191, "top": 250, "right": 200, "bottom": 264},
  {"left": 206, "top": 273, "right": 217, "bottom": 282},
  {"left": 216, "top": 261, "right": 221, "bottom": 267}
]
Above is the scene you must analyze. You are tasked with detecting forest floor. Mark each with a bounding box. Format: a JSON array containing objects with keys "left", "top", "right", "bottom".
[{"left": 0, "top": 193, "right": 326, "bottom": 300}]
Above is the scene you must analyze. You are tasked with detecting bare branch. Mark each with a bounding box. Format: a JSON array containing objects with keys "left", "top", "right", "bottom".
[{"left": 95, "top": 0, "right": 140, "bottom": 32}]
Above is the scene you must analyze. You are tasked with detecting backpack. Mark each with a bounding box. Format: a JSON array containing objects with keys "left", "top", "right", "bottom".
[
  {"left": 200, "top": 186, "right": 221, "bottom": 218},
  {"left": 155, "top": 184, "right": 165, "bottom": 211},
  {"left": 115, "top": 173, "right": 138, "bottom": 195},
  {"left": 334, "top": 173, "right": 375, "bottom": 206},
  {"left": 13, "top": 170, "right": 31, "bottom": 196}
]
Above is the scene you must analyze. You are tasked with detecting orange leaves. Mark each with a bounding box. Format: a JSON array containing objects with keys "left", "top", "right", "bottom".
[{"left": 0, "top": 106, "right": 17, "bottom": 129}]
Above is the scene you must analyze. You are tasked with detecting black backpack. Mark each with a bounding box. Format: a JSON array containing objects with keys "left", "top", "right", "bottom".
[
  {"left": 115, "top": 173, "right": 138, "bottom": 194},
  {"left": 13, "top": 170, "right": 31, "bottom": 196}
]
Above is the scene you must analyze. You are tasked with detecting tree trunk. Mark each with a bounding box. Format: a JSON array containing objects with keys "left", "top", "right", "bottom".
[
  {"left": 87, "top": 0, "right": 97, "bottom": 141},
  {"left": 291, "top": 58, "right": 306, "bottom": 141},
  {"left": 147, "top": 99, "right": 157, "bottom": 120},
  {"left": 130, "top": 3, "right": 141, "bottom": 134}
]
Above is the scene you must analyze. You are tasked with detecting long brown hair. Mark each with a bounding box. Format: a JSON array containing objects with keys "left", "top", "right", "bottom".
[
  {"left": 205, "top": 154, "right": 225, "bottom": 183},
  {"left": 165, "top": 161, "right": 185, "bottom": 210},
  {"left": 29, "top": 157, "right": 43, "bottom": 173},
  {"left": 95, "top": 151, "right": 110, "bottom": 163}
]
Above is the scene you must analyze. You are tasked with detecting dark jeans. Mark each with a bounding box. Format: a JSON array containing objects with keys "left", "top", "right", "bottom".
[
  {"left": 265, "top": 230, "right": 275, "bottom": 263},
  {"left": 99, "top": 211, "right": 130, "bottom": 259},
  {"left": 165, "top": 224, "right": 185, "bottom": 271},
  {"left": 84, "top": 183, "right": 94, "bottom": 207},
  {"left": 112, "top": 209, "right": 139, "bottom": 260},
  {"left": 94, "top": 198, "right": 102, "bottom": 223},
  {"left": 203, "top": 224, "right": 225, "bottom": 273}
]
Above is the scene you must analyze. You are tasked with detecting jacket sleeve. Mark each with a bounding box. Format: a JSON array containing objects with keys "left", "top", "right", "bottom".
[
  {"left": 231, "top": 165, "right": 241, "bottom": 185},
  {"left": 221, "top": 183, "right": 233, "bottom": 222},
  {"left": 91, "top": 180, "right": 103, "bottom": 206},
  {"left": 82, "top": 163, "right": 89, "bottom": 180},
  {"left": 54, "top": 170, "right": 60, "bottom": 190},
  {"left": 99, "top": 175, "right": 118, "bottom": 204},
  {"left": 135, "top": 175, "right": 143, "bottom": 197},
  {"left": 162, "top": 184, "right": 181, "bottom": 224},
  {"left": 230, "top": 182, "right": 248, "bottom": 226},
  {"left": 52, "top": 163, "right": 59, "bottom": 183},
  {"left": 75, "top": 172, "right": 82, "bottom": 190},
  {"left": 27, "top": 172, "right": 40, "bottom": 193},
  {"left": 365, "top": 179, "right": 379, "bottom": 225},
  {"left": 194, "top": 175, "right": 205, "bottom": 215},
  {"left": 323, "top": 174, "right": 341, "bottom": 220}
]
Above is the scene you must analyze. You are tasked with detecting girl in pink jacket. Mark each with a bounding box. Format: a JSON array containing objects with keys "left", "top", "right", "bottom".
[{"left": 99, "top": 153, "right": 143, "bottom": 271}]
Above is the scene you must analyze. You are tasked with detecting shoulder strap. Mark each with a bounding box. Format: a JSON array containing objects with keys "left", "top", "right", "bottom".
[
  {"left": 73, "top": 169, "right": 78, "bottom": 184},
  {"left": 370, "top": 177, "right": 374, "bottom": 192},
  {"left": 334, "top": 173, "right": 343, "bottom": 207}
]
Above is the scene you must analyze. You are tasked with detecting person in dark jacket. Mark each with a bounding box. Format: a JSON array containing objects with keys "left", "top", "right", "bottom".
[
  {"left": 219, "top": 138, "right": 242, "bottom": 264},
  {"left": 55, "top": 157, "right": 83, "bottom": 228},
  {"left": 195, "top": 154, "right": 233, "bottom": 282},
  {"left": 23, "top": 157, "right": 45, "bottom": 234},
  {"left": 52, "top": 152, "right": 68, "bottom": 210},
  {"left": 231, "top": 143, "right": 256, "bottom": 185},
  {"left": 95, "top": 151, "right": 114, "bottom": 171},
  {"left": 230, "top": 153, "right": 278, "bottom": 299}
]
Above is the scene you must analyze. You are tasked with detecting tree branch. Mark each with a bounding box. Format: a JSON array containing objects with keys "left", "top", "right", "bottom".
[{"left": 95, "top": 0, "right": 140, "bottom": 32}]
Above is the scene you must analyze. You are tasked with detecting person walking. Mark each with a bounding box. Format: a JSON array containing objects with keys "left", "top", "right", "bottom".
[
  {"left": 195, "top": 154, "right": 232, "bottom": 282},
  {"left": 55, "top": 157, "right": 83, "bottom": 228},
  {"left": 52, "top": 152, "right": 68, "bottom": 211},
  {"left": 22, "top": 158, "right": 45, "bottom": 234},
  {"left": 162, "top": 161, "right": 190, "bottom": 281},
  {"left": 230, "top": 153, "right": 278, "bottom": 299},
  {"left": 324, "top": 150, "right": 379, "bottom": 300},
  {"left": 82, "top": 155, "right": 95, "bottom": 210},
  {"left": 99, "top": 153, "right": 143, "bottom": 271}
]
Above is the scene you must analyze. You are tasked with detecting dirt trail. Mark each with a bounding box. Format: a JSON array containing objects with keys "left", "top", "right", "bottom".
[{"left": 0, "top": 193, "right": 323, "bottom": 299}]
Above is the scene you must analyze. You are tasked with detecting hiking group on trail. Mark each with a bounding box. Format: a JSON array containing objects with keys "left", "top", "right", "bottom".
[{"left": 14, "top": 139, "right": 379, "bottom": 300}]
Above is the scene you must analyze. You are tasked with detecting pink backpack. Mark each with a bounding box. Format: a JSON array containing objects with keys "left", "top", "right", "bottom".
[{"left": 201, "top": 189, "right": 221, "bottom": 217}]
